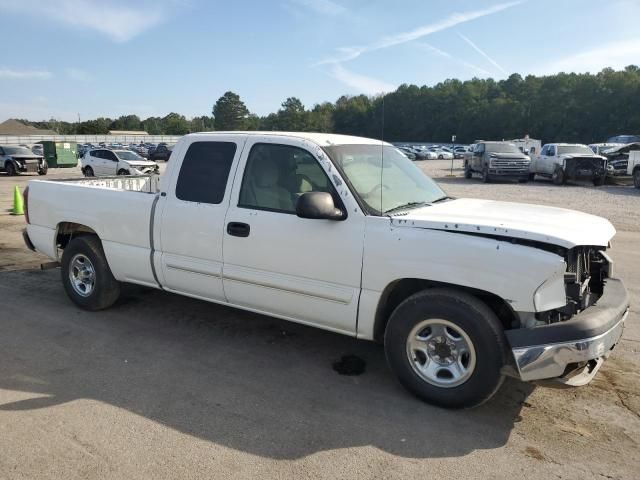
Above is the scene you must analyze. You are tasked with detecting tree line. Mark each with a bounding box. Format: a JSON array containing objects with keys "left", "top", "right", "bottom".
[{"left": 20, "top": 66, "right": 640, "bottom": 144}]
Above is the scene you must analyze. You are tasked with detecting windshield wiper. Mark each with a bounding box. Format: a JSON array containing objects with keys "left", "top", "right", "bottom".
[
  {"left": 431, "top": 196, "right": 451, "bottom": 203},
  {"left": 384, "top": 201, "right": 429, "bottom": 215}
]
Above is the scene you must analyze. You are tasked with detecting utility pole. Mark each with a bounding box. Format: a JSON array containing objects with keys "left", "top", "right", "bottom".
[{"left": 450, "top": 134, "right": 456, "bottom": 176}]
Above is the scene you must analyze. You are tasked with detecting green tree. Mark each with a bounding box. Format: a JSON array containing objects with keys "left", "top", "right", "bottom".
[
  {"left": 162, "top": 113, "right": 190, "bottom": 135},
  {"left": 212, "top": 91, "right": 250, "bottom": 130}
]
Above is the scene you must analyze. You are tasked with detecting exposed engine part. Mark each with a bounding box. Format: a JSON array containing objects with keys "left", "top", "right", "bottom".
[{"left": 537, "top": 247, "right": 609, "bottom": 324}]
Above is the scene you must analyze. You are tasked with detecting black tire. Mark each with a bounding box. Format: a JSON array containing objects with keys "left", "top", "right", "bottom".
[
  {"left": 634, "top": 169, "right": 640, "bottom": 189},
  {"left": 593, "top": 176, "right": 605, "bottom": 186},
  {"left": 117, "top": 169, "right": 129, "bottom": 175},
  {"left": 481, "top": 167, "right": 490, "bottom": 183},
  {"left": 61, "top": 236, "right": 121, "bottom": 311},
  {"left": 552, "top": 167, "right": 565, "bottom": 185},
  {"left": 38, "top": 163, "right": 48, "bottom": 176},
  {"left": 438, "top": 155, "right": 444, "bottom": 160},
  {"left": 84, "top": 166, "right": 94, "bottom": 177},
  {"left": 464, "top": 163, "right": 472, "bottom": 179},
  {"left": 5, "top": 162, "right": 18, "bottom": 176},
  {"left": 384, "top": 289, "right": 508, "bottom": 408},
  {"left": 528, "top": 172, "right": 535, "bottom": 181},
  {"left": 518, "top": 178, "right": 528, "bottom": 183}
]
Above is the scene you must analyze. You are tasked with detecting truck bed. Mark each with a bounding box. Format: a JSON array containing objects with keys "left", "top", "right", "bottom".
[{"left": 41, "top": 174, "right": 160, "bottom": 193}]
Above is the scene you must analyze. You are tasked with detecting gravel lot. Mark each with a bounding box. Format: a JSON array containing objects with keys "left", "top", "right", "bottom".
[{"left": 0, "top": 160, "right": 638, "bottom": 479}]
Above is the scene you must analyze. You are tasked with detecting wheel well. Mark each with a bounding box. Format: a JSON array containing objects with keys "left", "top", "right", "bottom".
[
  {"left": 56, "top": 222, "right": 98, "bottom": 250},
  {"left": 372, "top": 278, "right": 518, "bottom": 343}
]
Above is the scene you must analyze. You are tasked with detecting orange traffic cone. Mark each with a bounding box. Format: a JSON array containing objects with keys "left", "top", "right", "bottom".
[{"left": 11, "top": 186, "right": 24, "bottom": 215}]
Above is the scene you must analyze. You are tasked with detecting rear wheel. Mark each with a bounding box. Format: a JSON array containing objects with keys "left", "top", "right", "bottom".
[
  {"left": 38, "top": 163, "right": 48, "bottom": 176},
  {"left": 5, "top": 162, "right": 18, "bottom": 176},
  {"left": 552, "top": 167, "right": 565, "bottom": 185},
  {"left": 634, "top": 169, "right": 640, "bottom": 189},
  {"left": 384, "top": 289, "right": 507, "bottom": 408},
  {"left": 83, "top": 166, "right": 94, "bottom": 177},
  {"left": 61, "top": 236, "right": 121, "bottom": 311},
  {"left": 593, "top": 176, "right": 605, "bottom": 186}
]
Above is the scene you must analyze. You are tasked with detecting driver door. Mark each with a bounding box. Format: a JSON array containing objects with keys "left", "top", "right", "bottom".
[{"left": 222, "top": 136, "right": 365, "bottom": 335}]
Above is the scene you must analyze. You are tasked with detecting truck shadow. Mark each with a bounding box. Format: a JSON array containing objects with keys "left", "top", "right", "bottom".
[{"left": 0, "top": 270, "right": 533, "bottom": 460}]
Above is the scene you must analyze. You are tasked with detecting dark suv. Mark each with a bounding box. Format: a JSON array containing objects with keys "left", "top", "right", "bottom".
[
  {"left": 464, "top": 141, "right": 530, "bottom": 183},
  {"left": 149, "top": 144, "right": 172, "bottom": 161}
]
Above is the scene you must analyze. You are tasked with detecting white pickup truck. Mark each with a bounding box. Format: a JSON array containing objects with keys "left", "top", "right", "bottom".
[
  {"left": 530, "top": 143, "right": 607, "bottom": 185},
  {"left": 627, "top": 150, "right": 640, "bottom": 188},
  {"left": 22, "top": 132, "right": 629, "bottom": 408}
]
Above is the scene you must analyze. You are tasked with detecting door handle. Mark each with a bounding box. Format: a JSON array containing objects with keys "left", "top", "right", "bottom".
[{"left": 227, "top": 222, "right": 250, "bottom": 237}]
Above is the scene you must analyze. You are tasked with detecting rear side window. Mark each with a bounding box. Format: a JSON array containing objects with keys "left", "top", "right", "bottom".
[{"left": 175, "top": 141, "right": 237, "bottom": 204}]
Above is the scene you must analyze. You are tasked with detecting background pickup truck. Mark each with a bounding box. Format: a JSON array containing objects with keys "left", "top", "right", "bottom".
[
  {"left": 628, "top": 150, "right": 640, "bottom": 188},
  {"left": 530, "top": 143, "right": 607, "bottom": 185},
  {"left": 23, "top": 132, "right": 629, "bottom": 408},
  {"left": 463, "top": 141, "right": 530, "bottom": 183}
]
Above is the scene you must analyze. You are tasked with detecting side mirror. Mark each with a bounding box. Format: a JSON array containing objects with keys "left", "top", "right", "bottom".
[{"left": 296, "top": 192, "right": 345, "bottom": 221}]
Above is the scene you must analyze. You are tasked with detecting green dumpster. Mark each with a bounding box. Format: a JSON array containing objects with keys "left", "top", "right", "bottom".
[{"left": 37, "top": 141, "right": 78, "bottom": 168}]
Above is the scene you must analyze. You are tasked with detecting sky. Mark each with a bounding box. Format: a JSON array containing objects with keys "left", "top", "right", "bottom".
[{"left": 1, "top": 0, "right": 640, "bottom": 122}]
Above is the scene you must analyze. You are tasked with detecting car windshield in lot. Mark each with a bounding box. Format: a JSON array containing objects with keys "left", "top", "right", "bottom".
[
  {"left": 324, "top": 144, "right": 446, "bottom": 215},
  {"left": 3, "top": 146, "right": 35, "bottom": 156},
  {"left": 114, "top": 150, "right": 144, "bottom": 161},
  {"left": 558, "top": 145, "right": 595, "bottom": 155},
  {"left": 485, "top": 143, "right": 521, "bottom": 154}
]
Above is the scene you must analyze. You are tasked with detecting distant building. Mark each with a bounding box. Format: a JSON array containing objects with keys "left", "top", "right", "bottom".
[
  {"left": 0, "top": 118, "right": 57, "bottom": 136},
  {"left": 108, "top": 130, "right": 149, "bottom": 136}
]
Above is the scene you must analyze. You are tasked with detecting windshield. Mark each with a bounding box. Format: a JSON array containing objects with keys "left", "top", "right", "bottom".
[
  {"left": 324, "top": 144, "right": 446, "bottom": 215},
  {"left": 115, "top": 150, "right": 143, "bottom": 161},
  {"left": 485, "top": 143, "right": 521, "bottom": 154},
  {"left": 557, "top": 145, "right": 594, "bottom": 155},
  {"left": 3, "top": 146, "right": 35, "bottom": 155}
]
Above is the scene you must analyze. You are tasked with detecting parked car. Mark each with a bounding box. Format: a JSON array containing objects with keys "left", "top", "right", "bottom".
[
  {"left": 0, "top": 145, "right": 47, "bottom": 176},
  {"left": 606, "top": 134, "right": 640, "bottom": 144},
  {"left": 397, "top": 147, "right": 416, "bottom": 160},
  {"left": 23, "top": 132, "right": 628, "bottom": 408},
  {"left": 530, "top": 143, "right": 607, "bottom": 186},
  {"left": 628, "top": 150, "right": 640, "bottom": 188},
  {"left": 599, "top": 142, "right": 640, "bottom": 176},
  {"left": 464, "top": 141, "right": 530, "bottom": 183},
  {"left": 81, "top": 149, "right": 159, "bottom": 177},
  {"left": 149, "top": 144, "right": 173, "bottom": 161},
  {"left": 453, "top": 146, "right": 468, "bottom": 159},
  {"left": 432, "top": 149, "right": 453, "bottom": 160}
]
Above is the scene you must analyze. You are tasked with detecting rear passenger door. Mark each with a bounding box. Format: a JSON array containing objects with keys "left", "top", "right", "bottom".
[{"left": 157, "top": 136, "right": 245, "bottom": 301}]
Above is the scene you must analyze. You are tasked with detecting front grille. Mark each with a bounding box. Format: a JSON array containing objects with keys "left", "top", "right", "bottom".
[{"left": 490, "top": 158, "right": 530, "bottom": 169}]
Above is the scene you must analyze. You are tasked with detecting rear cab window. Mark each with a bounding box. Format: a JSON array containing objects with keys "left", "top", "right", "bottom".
[{"left": 175, "top": 141, "right": 237, "bottom": 204}]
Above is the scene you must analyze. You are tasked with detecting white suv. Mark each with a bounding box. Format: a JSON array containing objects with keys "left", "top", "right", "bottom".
[{"left": 82, "top": 149, "right": 159, "bottom": 177}]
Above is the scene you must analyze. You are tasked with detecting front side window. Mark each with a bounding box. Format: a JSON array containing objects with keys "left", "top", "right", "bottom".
[
  {"left": 115, "top": 150, "right": 143, "bottom": 161},
  {"left": 175, "top": 141, "right": 237, "bottom": 204},
  {"left": 548, "top": 146, "right": 556, "bottom": 156},
  {"left": 239, "top": 143, "right": 332, "bottom": 214},
  {"left": 324, "top": 144, "right": 446, "bottom": 215}
]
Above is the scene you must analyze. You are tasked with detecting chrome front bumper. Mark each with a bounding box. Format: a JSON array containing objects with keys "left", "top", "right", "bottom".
[
  {"left": 512, "top": 312, "right": 626, "bottom": 383},
  {"left": 506, "top": 278, "right": 629, "bottom": 385}
]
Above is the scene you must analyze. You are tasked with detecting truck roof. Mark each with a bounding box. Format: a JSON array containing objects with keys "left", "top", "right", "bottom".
[
  {"left": 186, "top": 131, "right": 389, "bottom": 147},
  {"left": 545, "top": 143, "right": 589, "bottom": 147}
]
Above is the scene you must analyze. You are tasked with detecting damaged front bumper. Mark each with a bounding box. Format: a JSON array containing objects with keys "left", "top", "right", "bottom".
[{"left": 506, "top": 278, "right": 628, "bottom": 385}]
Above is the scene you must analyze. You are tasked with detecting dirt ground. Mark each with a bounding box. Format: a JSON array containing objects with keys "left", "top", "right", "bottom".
[{"left": 0, "top": 161, "right": 638, "bottom": 480}]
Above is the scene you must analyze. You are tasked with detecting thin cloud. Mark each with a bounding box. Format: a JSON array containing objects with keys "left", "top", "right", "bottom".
[
  {"left": 329, "top": 64, "right": 395, "bottom": 95},
  {"left": 66, "top": 68, "right": 92, "bottom": 81},
  {"left": 0, "top": 0, "right": 169, "bottom": 42},
  {"left": 0, "top": 68, "right": 52, "bottom": 79},
  {"left": 418, "top": 43, "right": 492, "bottom": 76},
  {"left": 457, "top": 32, "right": 507, "bottom": 75},
  {"left": 538, "top": 38, "right": 640, "bottom": 75},
  {"left": 289, "top": 0, "right": 345, "bottom": 15},
  {"left": 317, "top": 0, "right": 524, "bottom": 65}
]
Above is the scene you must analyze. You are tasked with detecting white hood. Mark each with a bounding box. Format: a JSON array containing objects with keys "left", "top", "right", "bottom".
[
  {"left": 391, "top": 198, "right": 615, "bottom": 248},
  {"left": 125, "top": 160, "right": 157, "bottom": 168}
]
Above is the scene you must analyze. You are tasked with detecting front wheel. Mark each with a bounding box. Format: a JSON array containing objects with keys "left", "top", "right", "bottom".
[
  {"left": 481, "top": 167, "right": 490, "bottom": 183},
  {"left": 38, "top": 163, "right": 48, "bottom": 176},
  {"left": 117, "top": 169, "right": 129, "bottom": 176},
  {"left": 384, "top": 289, "right": 507, "bottom": 408},
  {"left": 634, "top": 169, "right": 640, "bottom": 189},
  {"left": 552, "top": 167, "right": 565, "bottom": 185},
  {"left": 83, "top": 166, "right": 94, "bottom": 177},
  {"left": 61, "top": 236, "right": 121, "bottom": 311},
  {"left": 464, "top": 163, "right": 472, "bottom": 179}
]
